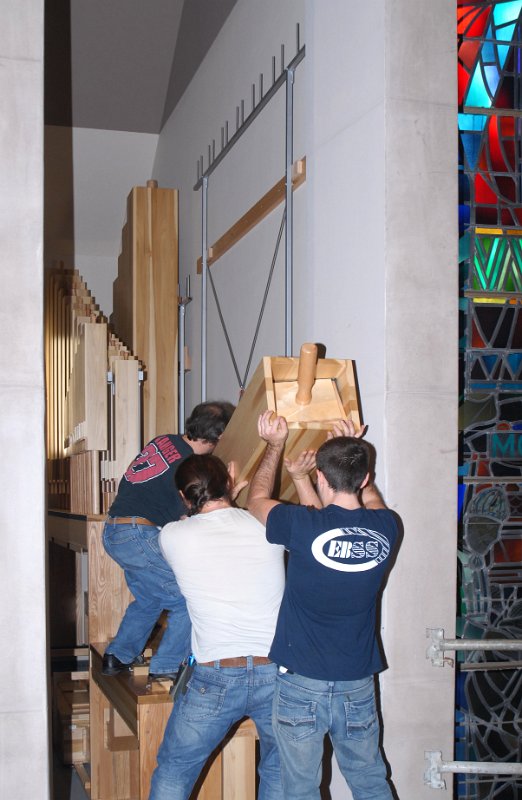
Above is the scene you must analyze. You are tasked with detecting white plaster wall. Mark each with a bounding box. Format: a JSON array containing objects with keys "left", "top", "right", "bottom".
[
  {"left": 382, "top": 1, "right": 458, "bottom": 796},
  {"left": 45, "top": 126, "right": 159, "bottom": 315},
  {"left": 0, "top": 1, "right": 49, "bottom": 798},
  {"left": 304, "top": 2, "right": 387, "bottom": 795},
  {"left": 153, "top": 0, "right": 306, "bottom": 411}
]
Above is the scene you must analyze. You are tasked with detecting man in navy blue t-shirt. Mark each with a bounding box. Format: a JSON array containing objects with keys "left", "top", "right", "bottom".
[{"left": 248, "top": 411, "right": 398, "bottom": 800}]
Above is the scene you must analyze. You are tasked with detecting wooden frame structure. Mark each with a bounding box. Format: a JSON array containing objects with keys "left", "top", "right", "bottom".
[
  {"left": 214, "top": 343, "right": 361, "bottom": 505},
  {"left": 197, "top": 157, "right": 306, "bottom": 273}
]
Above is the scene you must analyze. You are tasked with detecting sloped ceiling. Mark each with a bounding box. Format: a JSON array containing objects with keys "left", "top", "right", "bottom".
[{"left": 45, "top": 0, "right": 238, "bottom": 134}]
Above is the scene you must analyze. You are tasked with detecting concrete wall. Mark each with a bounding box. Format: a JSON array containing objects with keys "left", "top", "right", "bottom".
[
  {"left": 382, "top": 1, "right": 457, "bottom": 796},
  {"left": 0, "top": 2, "right": 49, "bottom": 798}
]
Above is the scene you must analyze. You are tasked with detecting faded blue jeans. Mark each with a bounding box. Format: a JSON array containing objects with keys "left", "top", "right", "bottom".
[
  {"left": 273, "top": 671, "right": 393, "bottom": 800},
  {"left": 149, "top": 660, "right": 284, "bottom": 800},
  {"left": 103, "top": 518, "right": 191, "bottom": 674}
]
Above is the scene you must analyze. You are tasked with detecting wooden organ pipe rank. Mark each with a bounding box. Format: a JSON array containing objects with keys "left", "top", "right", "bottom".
[{"left": 45, "top": 265, "right": 141, "bottom": 515}]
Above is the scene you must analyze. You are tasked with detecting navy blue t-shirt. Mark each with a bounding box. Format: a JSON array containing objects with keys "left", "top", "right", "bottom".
[
  {"left": 266, "top": 503, "right": 398, "bottom": 681},
  {"left": 108, "top": 434, "right": 193, "bottom": 527}
]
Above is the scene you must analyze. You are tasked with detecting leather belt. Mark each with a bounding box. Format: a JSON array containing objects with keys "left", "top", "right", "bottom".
[
  {"left": 198, "top": 656, "right": 272, "bottom": 668},
  {"left": 107, "top": 516, "right": 158, "bottom": 527}
]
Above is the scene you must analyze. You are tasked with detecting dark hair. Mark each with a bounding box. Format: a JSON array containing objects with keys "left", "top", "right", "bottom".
[
  {"left": 185, "top": 401, "right": 235, "bottom": 443},
  {"left": 315, "top": 437, "right": 369, "bottom": 494},
  {"left": 175, "top": 454, "right": 231, "bottom": 514}
]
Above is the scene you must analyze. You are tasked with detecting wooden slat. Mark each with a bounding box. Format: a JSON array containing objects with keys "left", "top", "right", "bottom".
[{"left": 197, "top": 157, "right": 306, "bottom": 273}]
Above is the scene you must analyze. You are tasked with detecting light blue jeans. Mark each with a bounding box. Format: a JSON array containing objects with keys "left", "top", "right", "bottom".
[
  {"left": 149, "top": 660, "right": 284, "bottom": 800},
  {"left": 273, "top": 671, "right": 393, "bottom": 800},
  {"left": 102, "top": 518, "right": 191, "bottom": 674}
]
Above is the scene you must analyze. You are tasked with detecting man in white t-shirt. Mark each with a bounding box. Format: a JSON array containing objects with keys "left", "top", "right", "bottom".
[{"left": 148, "top": 454, "right": 285, "bottom": 800}]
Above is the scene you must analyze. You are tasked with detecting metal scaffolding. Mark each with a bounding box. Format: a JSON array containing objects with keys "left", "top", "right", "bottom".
[{"left": 194, "top": 25, "right": 305, "bottom": 400}]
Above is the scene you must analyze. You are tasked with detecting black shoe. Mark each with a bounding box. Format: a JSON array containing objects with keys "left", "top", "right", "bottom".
[
  {"left": 149, "top": 670, "right": 179, "bottom": 681},
  {"left": 102, "top": 653, "right": 145, "bottom": 676}
]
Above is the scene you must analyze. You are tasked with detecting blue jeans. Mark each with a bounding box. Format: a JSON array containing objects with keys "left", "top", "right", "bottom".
[
  {"left": 102, "top": 518, "right": 191, "bottom": 673},
  {"left": 149, "top": 660, "right": 284, "bottom": 800},
  {"left": 273, "top": 672, "right": 393, "bottom": 800}
]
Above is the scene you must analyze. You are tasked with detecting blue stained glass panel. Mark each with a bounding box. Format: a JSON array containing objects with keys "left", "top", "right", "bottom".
[
  {"left": 492, "top": 0, "right": 522, "bottom": 28},
  {"left": 484, "top": 65, "right": 500, "bottom": 94},
  {"left": 458, "top": 113, "right": 487, "bottom": 132},
  {"left": 466, "top": 68, "right": 491, "bottom": 106}
]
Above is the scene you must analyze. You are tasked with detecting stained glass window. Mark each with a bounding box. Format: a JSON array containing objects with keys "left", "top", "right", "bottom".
[{"left": 458, "top": 2, "right": 522, "bottom": 798}]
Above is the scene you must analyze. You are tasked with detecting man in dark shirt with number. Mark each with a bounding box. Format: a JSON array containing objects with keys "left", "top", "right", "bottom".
[{"left": 102, "top": 401, "right": 234, "bottom": 680}]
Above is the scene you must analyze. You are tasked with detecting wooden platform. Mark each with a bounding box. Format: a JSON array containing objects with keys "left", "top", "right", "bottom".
[{"left": 90, "top": 643, "right": 258, "bottom": 800}]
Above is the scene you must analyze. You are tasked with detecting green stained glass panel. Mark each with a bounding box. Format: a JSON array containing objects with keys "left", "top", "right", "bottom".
[{"left": 472, "top": 234, "right": 522, "bottom": 292}]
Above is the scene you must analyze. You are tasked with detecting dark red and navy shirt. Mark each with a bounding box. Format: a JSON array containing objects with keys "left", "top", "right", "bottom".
[{"left": 108, "top": 434, "right": 193, "bottom": 527}]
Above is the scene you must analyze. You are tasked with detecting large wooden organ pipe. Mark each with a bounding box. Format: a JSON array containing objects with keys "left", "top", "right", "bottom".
[{"left": 213, "top": 342, "right": 361, "bottom": 506}]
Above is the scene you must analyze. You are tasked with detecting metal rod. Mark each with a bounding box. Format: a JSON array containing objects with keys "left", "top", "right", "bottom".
[
  {"left": 459, "top": 659, "right": 522, "bottom": 671},
  {"left": 193, "top": 46, "right": 305, "bottom": 190},
  {"left": 178, "top": 302, "right": 186, "bottom": 432},
  {"left": 201, "top": 176, "right": 208, "bottom": 401},
  {"left": 424, "top": 750, "right": 522, "bottom": 790},
  {"left": 439, "top": 638, "right": 522, "bottom": 651},
  {"left": 427, "top": 627, "right": 522, "bottom": 667},
  {"left": 284, "top": 65, "right": 295, "bottom": 355},
  {"left": 439, "top": 760, "right": 522, "bottom": 776}
]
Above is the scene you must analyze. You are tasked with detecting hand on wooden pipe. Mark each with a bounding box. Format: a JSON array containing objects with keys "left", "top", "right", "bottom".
[
  {"left": 227, "top": 461, "right": 249, "bottom": 501},
  {"left": 284, "top": 449, "right": 317, "bottom": 480},
  {"left": 327, "top": 418, "right": 368, "bottom": 440},
  {"left": 257, "top": 410, "right": 289, "bottom": 448}
]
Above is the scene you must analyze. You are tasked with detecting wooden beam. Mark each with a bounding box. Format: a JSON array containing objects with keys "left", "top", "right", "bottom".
[{"left": 197, "top": 157, "right": 306, "bottom": 273}]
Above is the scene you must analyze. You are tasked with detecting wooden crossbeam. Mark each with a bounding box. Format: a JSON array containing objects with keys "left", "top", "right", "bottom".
[{"left": 197, "top": 157, "right": 306, "bottom": 273}]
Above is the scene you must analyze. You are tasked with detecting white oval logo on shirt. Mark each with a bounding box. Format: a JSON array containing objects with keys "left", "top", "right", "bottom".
[{"left": 311, "top": 527, "right": 391, "bottom": 572}]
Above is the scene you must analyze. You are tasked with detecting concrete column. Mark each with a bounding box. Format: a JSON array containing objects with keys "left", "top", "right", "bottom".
[
  {"left": 305, "top": 1, "right": 457, "bottom": 797},
  {"left": 0, "top": 2, "right": 49, "bottom": 799}
]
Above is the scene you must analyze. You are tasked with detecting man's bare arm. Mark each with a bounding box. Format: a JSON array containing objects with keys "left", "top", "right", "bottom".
[
  {"left": 247, "top": 411, "right": 288, "bottom": 524},
  {"left": 362, "top": 482, "right": 387, "bottom": 510},
  {"left": 284, "top": 450, "right": 322, "bottom": 508}
]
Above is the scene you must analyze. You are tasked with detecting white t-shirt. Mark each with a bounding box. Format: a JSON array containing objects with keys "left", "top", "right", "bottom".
[{"left": 160, "top": 507, "right": 285, "bottom": 663}]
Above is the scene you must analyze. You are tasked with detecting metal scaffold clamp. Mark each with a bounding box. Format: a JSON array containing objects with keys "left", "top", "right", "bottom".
[
  {"left": 426, "top": 628, "right": 453, "bottom": 668},
  {"left": 424, "top": 751, "right": 446, "bottom": 790},
  {"left": 426, "top": 627, "right": 445, "bottom": 666}
]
